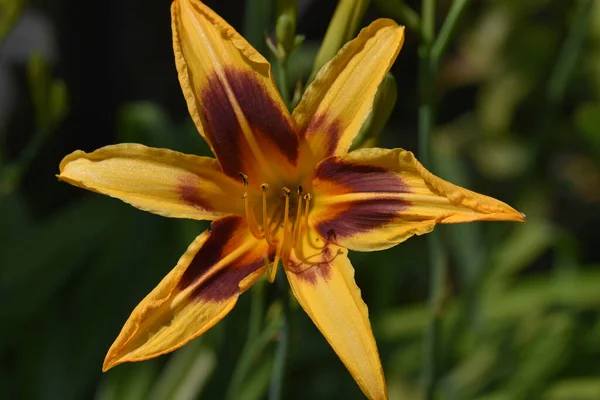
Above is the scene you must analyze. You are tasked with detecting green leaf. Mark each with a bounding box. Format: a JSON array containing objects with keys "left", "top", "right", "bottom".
[
  {"left": 352, "top": 73, "right": 397, "bottom": 149},
  {"left": 0, "top": 0, "right": 24, "bottom": 40},
  {"left": 309, "top": 0, "right": 371, "bottom": 80},
  {"left": 149, "top": 339, "right": 215, "bottom": 400},
  {"left": 97, "top": 362, "right": 159, "bottom": 400},
  {"left": 545, "top": 378, "right": 600, "bottom": 399}
]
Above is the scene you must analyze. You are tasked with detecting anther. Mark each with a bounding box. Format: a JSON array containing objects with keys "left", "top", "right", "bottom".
[
  {"left": 260, "top": 183, "right": 269, "bottom": 191},
  {"left": 296, "top": 186, "right": 303, "bottom": 196},
  {"left": 238, "top": 172, "right": 248, "bottom": 186},
  {"left": 281, "top": 187, "right": 291, "bottom": 196}
]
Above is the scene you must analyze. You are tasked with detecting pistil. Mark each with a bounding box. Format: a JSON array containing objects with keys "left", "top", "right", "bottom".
[
  {"left": 269, "top": 187, "right": 291, "bottom": 283},
  {"left": 301, "top": 193, "right": 312, "bottom": 240},
  {"left": 292, "top": 186, "right": 304, "bottom": 249},
  {"left": 261, "top": 183, "right": 274, "bottom": 246}
]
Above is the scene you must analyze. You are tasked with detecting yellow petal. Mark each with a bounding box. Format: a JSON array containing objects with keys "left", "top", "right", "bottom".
[
  {"left": 310, "top": 147, "right": 525, "bottom": 251},
  {"left": 58, "top": 143, "right": 244, "bottom": 221},
  {"left": 293, "top": 19, "right": 404, "bottom": 171},
  {"left": 285, "top": 230, "right": 387, "bottom": 400},
  {"left": 172, "top": 0, "right": 299, "bottom": 182},
  {"left": 103, "top": 216, "right": 272, "bottom": 371}
]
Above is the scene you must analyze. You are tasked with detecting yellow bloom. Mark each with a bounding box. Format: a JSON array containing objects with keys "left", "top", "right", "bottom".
[{"left": 57, "top": 1, "right": 524, "bottom": 398}]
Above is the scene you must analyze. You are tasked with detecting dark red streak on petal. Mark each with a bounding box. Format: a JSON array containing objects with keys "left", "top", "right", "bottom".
[
  {"left": 224, "top": 68, "right": 298, "bottom": 163},
  {"left": 300, "top": 115, "right": 342, "bottom": 158},
  {"left": 200, "top": 68, "right": 298, "bottom": 177},
  {"left": 177, "top": 176, "right": 213, "bottom": 211},
  {"left": 293, "top": 262, "right": 332, "bottom": 285},
  {"left": 195, "top": 243, "right": 276, "bottom": 301},
  {"left": 194, "top": 256, "right": 264, "bottom": 301},
  {"left": 178, "top": 216, "right": 242, "bottom": 289},
  {"left": 314, "top": 158, "right": 410, "bottom": 194},
  {"left": 315, "top": 198, "right": 410, "bottom": 240},
  {"left": 179, "top": 216, "right": 274, "bottom": 302},
  {"left": 200, "top": 73, "right": 244, "bottom": 177},
  {"left": 288, "top": 245, "right": 335, "bottom": 285}
]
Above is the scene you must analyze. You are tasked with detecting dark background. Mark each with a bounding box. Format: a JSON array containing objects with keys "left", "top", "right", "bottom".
[{"left": 1, "top": 0, "right": 599, "bottom": 399}]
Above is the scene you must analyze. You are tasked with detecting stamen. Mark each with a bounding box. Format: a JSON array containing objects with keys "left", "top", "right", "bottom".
[
  {"left": 301, "top": 193, "right": 312, "bottom": 239},
  {"left": 292, "top": 191, "right": 304, "bottom": 247},
  {"left": 268, "top": 256, "right": 279, "bottom": 283},
  {"left": 270, "top": 188, "right": 291, "bottom": 283},
  {"left": 243, "top": 192, "right": 263, "bottom": 239},
  {"left": 238, "top": 172, "right": 249, "bottom": 186},
  {"left": 261, "top": 183, "right": 274, "bottom": 246}
]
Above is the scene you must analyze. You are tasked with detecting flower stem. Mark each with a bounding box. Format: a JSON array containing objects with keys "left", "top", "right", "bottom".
[
  {"left": 268, "top": 275, "right": 290, "bottom": 400},
  {"left": 417, "top": 5, "right": 438, "bottom": 399},
  {"left": 226, "top": 279, "right": 283, "bottom": 400},
  {"left": 418, "top": 0, "right": 471, "bottom": 398},
  {"left": 532, "top": 0, "right": 592, "bottom": 159},
  {"left": 373, "top": 0, "right": 421, "bottom": 35},
  {"left": 276, "top": 58, "right": 291, "bottom": 109},
  {"left": 430, "top": 0, "right": 471, "bottom": 70}
]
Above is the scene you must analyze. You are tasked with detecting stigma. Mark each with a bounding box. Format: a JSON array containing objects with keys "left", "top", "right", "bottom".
[{"left": 239, "top": 173, "right": 312, "bottom": 282}]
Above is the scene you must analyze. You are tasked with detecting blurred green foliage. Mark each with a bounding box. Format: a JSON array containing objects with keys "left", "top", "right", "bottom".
[{"left": 1, "top": 0, "right": 599, "bottom": 399}]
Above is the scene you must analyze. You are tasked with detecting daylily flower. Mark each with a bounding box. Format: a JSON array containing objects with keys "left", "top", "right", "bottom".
[{"left": 57, "top": 1, "right": 525, "bottom": 398}]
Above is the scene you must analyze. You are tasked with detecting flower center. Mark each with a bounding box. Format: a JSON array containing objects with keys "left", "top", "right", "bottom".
[{"left": 238, "top": 173, "right": 312, "bottom": 282}]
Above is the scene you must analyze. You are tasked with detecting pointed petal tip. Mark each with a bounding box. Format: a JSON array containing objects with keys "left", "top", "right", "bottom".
[
  {"left": 102, "top": 354, "right": 117, "bottom": 372},
  {"left": 519, "top": 211, "right": 527, "bottom": 221},
  {"left": 498, "top": 205, "right": 527, "bottom": 223},
  {"left": 102, "top": 346, "right": 131, "bottom": 372}
]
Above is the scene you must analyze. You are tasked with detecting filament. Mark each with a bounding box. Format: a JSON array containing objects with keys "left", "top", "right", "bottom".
[
  {"left": 292, "top": 188, "right": 304, "bottom": 249},
  {"left": 243, "top": 193, "right": 263, "bottom": 239},
  {"left": 301, "top": 193, "right": 312, "bottom": 239},
  {"left": 239, "top": 172, "right": 263, "bottom": 240},
  {"left": 269, "top": 188, "right": 291, "bottom": 283},
  {"left": 261, "top": 184, "right": 274, "bottom": 246}
]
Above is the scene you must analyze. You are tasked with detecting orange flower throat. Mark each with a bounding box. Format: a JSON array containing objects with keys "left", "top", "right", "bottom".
[{"left": 238, "top": 172, "right": 313, "bottom": 282}]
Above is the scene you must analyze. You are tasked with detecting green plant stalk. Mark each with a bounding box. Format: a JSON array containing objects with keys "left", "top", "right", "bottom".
[
  {"left": 373, "top": 0, "right": 421, "bottom": 35},
  {"left": 268, "top": 275, "right": 290, "bottom": 400},
  {"left": 309, "top": 0, "right": 370, "bottom": 81},
  {"left": 248, "top": 279, "right": 266, "bottom": 344},
  {"left": 418, "top": 1, "right": 438, "bottom": 398},
  {"left": 418, "top": 0, "right": 472, "bottom": 398},
  {"left": 243, "top": 0, "right": 272, "bottom": 55},
  {"left": 226, "top": 292, "right": 284, "bottom": 400},
  {"left": 546, "top": 0, "right": 593, "bottom": 104},
  {"left": 531, "top": 0, "right": 593, "bottom": 160},
  {"left": 277, "top": 58, "right": 291, "bottom": 109},
  {"left": 430, "top": 0, "right": 471, "bottom": 69}
]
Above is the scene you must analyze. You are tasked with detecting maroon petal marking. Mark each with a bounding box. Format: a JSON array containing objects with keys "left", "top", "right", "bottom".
[
  {"left": 224, "top": 69, "right": 298, "bottom": 162},
  {"left": 194, "top": 257, "right": 263, "bottom": 301},
  {"left": 315, "top": 198, "right": 410, "bottom": 241},
  {"left": 200, "top": 67, "right": 298, "bottom": 177},
  {"left": 178, "top": 215, "right": 273, "bottom": 302},
  {"left": 314, "top": 157, "right": 410, "bottom": 194},
  {"left": 177, "top": 175, "right": 214, "bottom": 211},
  {"left": 292, "top": 262, "right": 332, "bottom": 285},
  {"left": 300, "top": 115, "right": 342, "bottom": 158},
  {"left": 287, "top": 245, "right": 334, "bottom": 285},
  {"left": 200, "top": 73, "right": 243, "bottom": 177},
  {"left": 178, "top": 216, "right": 243, "bottom": 289}
]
